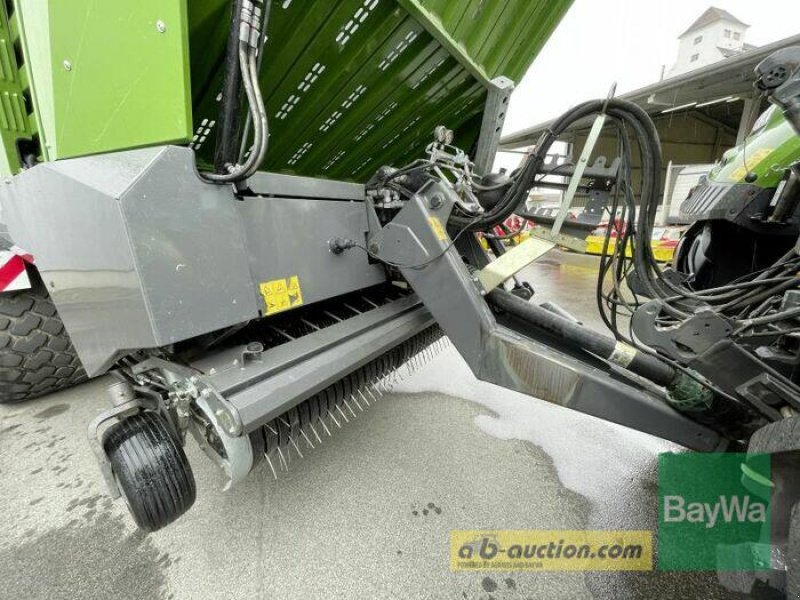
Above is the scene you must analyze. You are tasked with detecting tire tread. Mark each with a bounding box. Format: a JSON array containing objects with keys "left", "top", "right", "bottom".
[
  {"left": 0, "top": 279, "right": 87, "bottom": 403},
  {"left": 748, "top": 418, "right": 800, "bottom": 455},
  {"left": 104, "top": 412, "right": 195, "bottom": 532}
]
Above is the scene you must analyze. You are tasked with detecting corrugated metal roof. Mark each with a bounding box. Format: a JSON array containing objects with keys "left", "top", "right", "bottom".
[
  {"left": 499, "top": 33, "right": 800, "bottom": 150},
  {"left": 188, "top": 0, "right": 572, "bottom": 181}
]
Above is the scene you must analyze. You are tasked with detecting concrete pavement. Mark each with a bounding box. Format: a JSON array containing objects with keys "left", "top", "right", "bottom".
[{"left": 0, "top": 250, "right": 745, "bottom": 599}]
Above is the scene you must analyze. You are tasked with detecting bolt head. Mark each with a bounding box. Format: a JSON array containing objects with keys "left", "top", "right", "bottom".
[
  {"left": 62, "top": 60, "right": 72, "bottom": 71},
  {"left": 156, "top": 20, "right": 167, "bottom": 33},
  {"left": 216, "top": 410, "right": 234, "bottom": 433}
]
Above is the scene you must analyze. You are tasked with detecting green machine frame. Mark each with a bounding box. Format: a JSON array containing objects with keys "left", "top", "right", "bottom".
[{"left": 0, "top": 0, "right": 572, "bottom": 178}]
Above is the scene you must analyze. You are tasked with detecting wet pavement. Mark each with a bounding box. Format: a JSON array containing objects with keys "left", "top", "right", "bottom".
[{"left": 0, "top": 249, "right": 745, "bottom": 599}]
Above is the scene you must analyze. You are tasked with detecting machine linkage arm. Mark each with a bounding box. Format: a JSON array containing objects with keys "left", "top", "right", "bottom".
[{"left": 362, "top": 179, "right": 746, "bottom": 451}]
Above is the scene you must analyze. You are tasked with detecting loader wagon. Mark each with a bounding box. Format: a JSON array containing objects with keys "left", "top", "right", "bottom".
[
  {"left": 0, "top": 0, "right": 574, "bottom": 527},
  {"left": 4, "top": 4, "right": 800, "bottom": 595}
]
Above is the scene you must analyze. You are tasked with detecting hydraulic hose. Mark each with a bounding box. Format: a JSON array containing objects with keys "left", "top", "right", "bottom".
[
  {"left": 488, "top": 287, "right": 766, "bottom": 437},
  {"left": 200, "top": 46, "right": 264, "bottom": 182},
  {"left": 214, "top": 0, "right": 246, "bottom": 172},
  {"left": 487, "top": 286, "right": 677, "bottom": 386},
  {"left": 239, "top": 0, "right": 271, "bottom": 165},
  {"left": 243, "top": 50, "right": 269, "bottom": 177},
  {"left": 199, "top": 0, "right": 269, "bottom": 184}
]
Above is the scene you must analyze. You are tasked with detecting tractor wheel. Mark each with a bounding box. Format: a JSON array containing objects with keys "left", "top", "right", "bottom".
[
  {"left": 104, "top": 411, "right": 196, "bottom": 532},
  {"left": 0, "top": 276, "right": 86, "bottom": 403},
  {"left": 747, "top": 417, "right": 800, "bottom": 599},
  {"left": 749, "top": 417, "right": 800, "bottom": 455},
  {"left": 789, "top": 503, "right": 800, "bottom": 600}
]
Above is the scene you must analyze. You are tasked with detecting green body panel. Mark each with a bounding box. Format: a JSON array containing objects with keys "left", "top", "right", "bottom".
[
  {"left": 3, "top": 0, "right": 572, "bottom": 179},
  {"left": 398, "top": 0, "right": 571, "bottom": 84},
  {"left": 711, "top": 108, "right": 800, "bottom": 188},
  {"left": 0, "top": 2, "right": 34, "bottom": 176},
  {"left": 13, "top": 0, "right": 192, "bottom": 163}
]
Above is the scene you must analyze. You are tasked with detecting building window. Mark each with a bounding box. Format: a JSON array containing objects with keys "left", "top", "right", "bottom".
[
  {"left": 733, "top": 32, "right": 741, "bottom": 41},
  {"left": 724, "top": 29, "right": 731, "bottom": 38},
  {"left": 690, "top": 54, "right": 699, "bottom": 63},
  {"left": 694, "top": 35, "right": 703, "bottom": 45}
]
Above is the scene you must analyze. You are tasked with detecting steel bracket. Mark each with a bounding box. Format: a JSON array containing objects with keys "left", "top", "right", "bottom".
[
  {"left": 366, "top": 186, "right": 724, "bottom": 450},
  {"left": 631, "top": 301, "right": 734, "bottom": 362},
  {"left": 86, "top": 398, "right": 145, "bottom": 498},
  {"left": 474, "top": 76, "right": 515, "bottom": 176},
  {"left": 132, "top": 356, "right": 244, "bottom": 436}
]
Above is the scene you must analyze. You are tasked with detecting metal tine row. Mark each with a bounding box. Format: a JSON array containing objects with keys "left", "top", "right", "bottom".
[{"left": 259, "top": 329, "right": 450, "bottom": 479}]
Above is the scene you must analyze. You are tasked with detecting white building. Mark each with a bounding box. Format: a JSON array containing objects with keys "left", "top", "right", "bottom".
[{"left": 668, "top": 7, "right": 755, "bottom": 78}]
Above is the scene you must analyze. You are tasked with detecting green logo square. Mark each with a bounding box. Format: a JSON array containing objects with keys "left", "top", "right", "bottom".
[{"left": 658, "top": 452, "right": 771, "bottom": 571}]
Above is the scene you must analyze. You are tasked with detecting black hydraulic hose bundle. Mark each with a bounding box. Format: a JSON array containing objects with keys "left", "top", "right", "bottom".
[
  {"left": 214, "top": 0, "right": 246, "bottom": 173},
  {"left": 453, "top": 98, "right": 657, "bottom": 230},
  {"left": 494, "top": 97, "right": 800, "bottom": 338},
  {"left": 201, "top": 0, "right": 270, "bottom": 184},
  {"left": 464, "top": 96, "right": 792, "bottom": 430}
]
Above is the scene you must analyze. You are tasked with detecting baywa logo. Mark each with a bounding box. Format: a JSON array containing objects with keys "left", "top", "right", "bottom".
[
  {"left": 662, "top": 494, "right": 767, "bottom": 529},
  {"left": 658, "top": 452, "right": 772, "bottom": 571}
]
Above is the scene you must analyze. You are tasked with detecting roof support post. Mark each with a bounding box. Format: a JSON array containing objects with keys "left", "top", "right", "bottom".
[
  {"left": 474, "top": 77, "right": 514, "bottom": 176},
  {"left": 736, "top": 96, "right": 762, "bottom": 145}
]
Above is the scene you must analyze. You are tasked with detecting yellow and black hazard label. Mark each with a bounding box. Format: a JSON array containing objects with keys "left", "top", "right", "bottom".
[
  {"left": 260, "top": 275, "right": 304, "bottom": 315},
  {"left": 428, "top": 216, "right": 448, "bottom": 241},
  {"left": 730, "top": 148, "right": 773, "bottom": 181}
]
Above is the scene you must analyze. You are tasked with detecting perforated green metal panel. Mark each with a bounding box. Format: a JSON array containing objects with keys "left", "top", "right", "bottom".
[
  {"left": 3, "top": 0, "right": 571, "bottom": 177},
  {"left": 188, "top": 0, "right": 572, "bottom": 181},
  {"left": 0, "top": 1, "right": 34, "bottom": 176}
]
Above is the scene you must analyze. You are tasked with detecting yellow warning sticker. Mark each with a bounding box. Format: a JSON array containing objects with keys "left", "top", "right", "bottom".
[
  {"left": 730, "top": 147, "right": 774, "bottom": 181},
  {"left": 428, "top": 216, "right": 448, "bottom": 241},
  {"left": 260, "top": 276, "right": 303, "bottom": 315}
]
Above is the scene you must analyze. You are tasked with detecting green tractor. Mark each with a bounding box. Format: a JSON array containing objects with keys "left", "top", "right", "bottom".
[
  {"left": 669, "top": 47, "right": 800, "bottom": 404},
  {"left": 674, "top": 48, "right": 800, "bottom": 289},
  {"left": 669, "top": 48, "right": 800, "bottom": 596}
]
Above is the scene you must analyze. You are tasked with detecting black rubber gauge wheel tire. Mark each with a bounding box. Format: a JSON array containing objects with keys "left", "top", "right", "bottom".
[
  {"left": 104, "top": 411, "right": 196, "bottom": 532},
  {"left": 0, "top": 276, "right": 87, "bottom": 403}
]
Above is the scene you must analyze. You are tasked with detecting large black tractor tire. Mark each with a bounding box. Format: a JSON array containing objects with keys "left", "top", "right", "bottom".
[
  {"left": 749, "top": 418, "right": 800, "bottom": 456},
  {"left": 747, "top": 417, "right": 800, "bottom": 599},
  {"left": 104, "top": 411, "right": 196, "bottom": 532},
  {"left": 0, "top": 277, "right": 87, "bottom": 403},
  {"left": 789, "top": 504, "right": 800, "bottom": 600}
]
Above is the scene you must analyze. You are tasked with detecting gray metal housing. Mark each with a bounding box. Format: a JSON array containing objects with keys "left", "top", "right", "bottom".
[{"left": 0, "top": 146, "right": 385, "bottom": 375}]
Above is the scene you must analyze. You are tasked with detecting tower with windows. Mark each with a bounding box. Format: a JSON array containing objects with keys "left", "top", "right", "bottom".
[{"left": 668, "top": 7, "right": 752, "bottom": 77}]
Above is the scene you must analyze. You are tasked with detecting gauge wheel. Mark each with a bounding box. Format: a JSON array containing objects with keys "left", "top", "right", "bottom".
[{"left": 104, "top": 411, "right": 196, "bottom": 532}]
